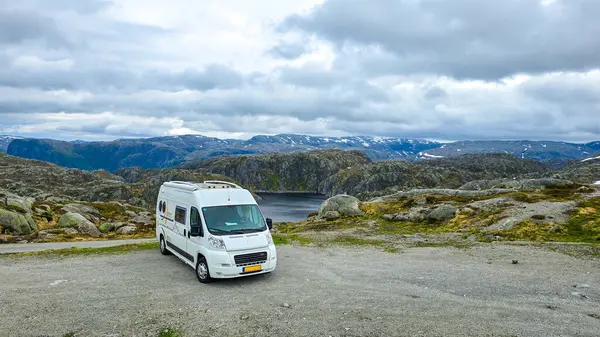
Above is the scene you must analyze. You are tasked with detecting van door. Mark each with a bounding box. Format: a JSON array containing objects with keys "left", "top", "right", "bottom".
[
  {"left": 186, "top": 206, "right": 204, "bottom": 262},
  {"left": 168, "top": 205, "right": 194, "bottom": 262}
]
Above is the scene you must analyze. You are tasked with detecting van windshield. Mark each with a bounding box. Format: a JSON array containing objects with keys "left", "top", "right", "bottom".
[{"left": 201, "top": 204, "right": 267, "bottom": 235}]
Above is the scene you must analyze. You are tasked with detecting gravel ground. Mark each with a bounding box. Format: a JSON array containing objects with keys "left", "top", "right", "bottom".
[{"left": 0, "top": 244, "right": 599, "bottom": 337}]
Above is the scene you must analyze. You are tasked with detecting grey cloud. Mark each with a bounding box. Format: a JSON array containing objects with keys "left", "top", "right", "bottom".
[
  {"left": 0, "top": 9, "right": 70, "bottom": 48},
  {"left": 424, "top": 86, "right": 447, "bottom": 100},
  {"left": 0, "top": 56, "right": 244, "bottom": 92},
  {"left": 267, "top": 41, "right": 307, "bottom": 59},
  {"left": 280, "top": 0, "right": 600, "bottom": 80},
  {"left": 150, "top": 64, "right": 244, "bottom": 91},
  {"left": 278, "top": 66, "right": 343, "bottom": 88}
]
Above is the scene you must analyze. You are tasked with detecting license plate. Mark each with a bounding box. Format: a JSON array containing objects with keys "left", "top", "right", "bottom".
[{"left": 243, "top": 265, "right": 262, "bottom": 273}]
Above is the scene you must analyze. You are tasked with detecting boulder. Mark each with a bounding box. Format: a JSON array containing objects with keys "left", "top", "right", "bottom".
[
  {"left": 57, "top": 212, "right": 101, "bottom": 237},
  {"left": 64, "top": 228, "right": 79, "bottom": 235},
  {"left": 61, "top": 204, "right": 100, "bottom": 223},
  {"left": 116, "top": 225, "right": 137, "bottom": 235},
  {"left": 99, "top": 222, "right": 117, "bottom": 233},
  {"left": 0, "top": 190, "right": 33, "bottom": 214},
  {"left": 318, "top": 195, "right": 364, "bottom": 218},
  {"left": 427, "top": 205, "right": 458, "bottom": 222},
  {"left": 322, "top": 211, "right": 341, "bottom": 221},
  {"left": 131, "top": 213, "right": 153, "bottom": 225},
  {"left": 0, "top": 208, "right": 38, "bottom": 235}
]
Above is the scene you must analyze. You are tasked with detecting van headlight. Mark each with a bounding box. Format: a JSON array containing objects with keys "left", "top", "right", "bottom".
[
  {"left": 266, "top": 231, "right": 273, "bottom": 245},
  {"left": 208, "top": 235, "right": 226, "bottom": 250}
]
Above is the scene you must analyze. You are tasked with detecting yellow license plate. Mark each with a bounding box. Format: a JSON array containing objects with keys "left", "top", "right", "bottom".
[{"left": 243, "top": 265, "right": 262, "bottom": 273}]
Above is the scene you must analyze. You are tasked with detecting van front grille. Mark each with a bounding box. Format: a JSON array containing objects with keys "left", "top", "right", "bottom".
[{"left": 234, "top": 252, "right": 267, "bottom": 266}]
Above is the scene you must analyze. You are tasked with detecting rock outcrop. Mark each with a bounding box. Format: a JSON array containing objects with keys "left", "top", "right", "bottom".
[
  {"left": 0, "top": 190, "right": 38, "bottom": 235},
  {"left": 184, "top": 150, "right": 371, "bottom": 193},
  {"left": 56, "top": 213, "right": 101, "bottom": 237},
  {"left": 61, "top": 204, "right": 100, "bottom": 223},
  {"left": 318, "top": 195, "right": 365, "bottom": 218}
]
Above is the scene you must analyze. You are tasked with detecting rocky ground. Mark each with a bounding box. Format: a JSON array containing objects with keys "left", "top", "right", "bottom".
[
  {"left": 273, "top": 180, "right": 600, "bottom": 249},
  {"left": 0, "top": 244, "right": 599, "bottom": 337},
  {"left": 0, "top": 187, "right": 156, "bottom": 243}
]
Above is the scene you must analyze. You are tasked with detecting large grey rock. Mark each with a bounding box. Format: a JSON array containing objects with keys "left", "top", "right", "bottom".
[
  {"left": 116, "top": 225, "right": 137, "bottom": 235},
  {"left": 318, "top": 195, "right": 364, "bottom": 217},
  {"left": 131, "top": 213, "right": 153, "bottom": 225},
  {"left": 57, "top": 212, "right": 101, "bottom": 237},
  {"left": 427, "top": 205, "right": 458, "bottom": 222},
  {"left": 322, "top": 211, "right": 341, "bottom": 221},
  {"left": 0, "top": 189, "right": 33, "bottom": 214},
  {"left": 0, "top": 208, "right": 38, "bottom": 235},
  {"left": 61, "top": 204, "right": 100, "bottom": 223},
  {"left": 485, "top": 201, "right": 576, "bottom": 231}
]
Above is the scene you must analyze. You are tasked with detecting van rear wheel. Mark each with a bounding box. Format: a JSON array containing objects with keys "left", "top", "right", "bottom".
[
  {"left": 159, "top": 236, "right": 170, "bottom": 255},
  {"left": 196, "top": 257, "right": 213, "bottom": 283}
]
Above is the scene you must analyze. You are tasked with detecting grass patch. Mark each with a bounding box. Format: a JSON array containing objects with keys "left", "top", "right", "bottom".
[
  {"left": 328, "top": 235, "right": 385, "bottom": 246},
  {"left": 4, "top": 241, "right": 159, "bottom": 258},
  {"left": 383, "top": 247, "right": 399, "bottom": 254},
  {"left": 272, "top": 233, "right": 313, "bottom": 245},
  {"left": 158, "top": 327, "right": 182, "bottom": 337}
]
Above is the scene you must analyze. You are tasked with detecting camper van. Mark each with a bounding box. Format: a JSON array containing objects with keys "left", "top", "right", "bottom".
[{"left": 155, "top": 180, "right": 277, "bottom": 283}]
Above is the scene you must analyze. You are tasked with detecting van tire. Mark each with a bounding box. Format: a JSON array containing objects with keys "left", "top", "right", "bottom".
[
  {"left": 195, "top": 257, "right": 213, "bottom": 283},
  {"left": 159, "top": 235, "right": 170, "bottom": 255}
]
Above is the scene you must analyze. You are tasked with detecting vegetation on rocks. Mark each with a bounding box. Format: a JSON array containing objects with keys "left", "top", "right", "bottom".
[
  {"left": 273, "top": 185, "right": 600, "bottom": 251},
  {"left": 183, "top": 149, "right": 370, "bottom": 193}
]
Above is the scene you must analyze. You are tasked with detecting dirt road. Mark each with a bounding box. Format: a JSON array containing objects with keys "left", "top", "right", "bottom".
[{"left": 0, "top": 244, "right": 599, "bottom": 337}]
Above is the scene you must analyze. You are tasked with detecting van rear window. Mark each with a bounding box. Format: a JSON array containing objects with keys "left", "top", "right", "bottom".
[{"left": 175, "top": 207, "right": 186, "bottom": 224}]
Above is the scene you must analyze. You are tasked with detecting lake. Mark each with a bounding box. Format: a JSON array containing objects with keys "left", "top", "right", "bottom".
[{"left": 256, "top": 193, "right": 327, "bottom": 223}]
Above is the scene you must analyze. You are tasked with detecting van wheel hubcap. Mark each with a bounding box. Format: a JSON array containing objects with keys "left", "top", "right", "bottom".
[
  {"left": 160, "top": 239, "right": 165, "bottom": 251},
  {"left": 197, "top": 262, "right": 208, "bottom": 279}
]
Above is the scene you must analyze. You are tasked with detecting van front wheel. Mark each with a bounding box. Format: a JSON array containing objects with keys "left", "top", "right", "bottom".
[
  {"left": 159, "top": 236, "right": 170, "bottom": 255},
  {"left": 196, "top": 257, "right": 213, "bottom": 283}
]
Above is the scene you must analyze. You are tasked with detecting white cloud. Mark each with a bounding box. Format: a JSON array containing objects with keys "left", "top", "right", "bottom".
[{"left": 0, "top": 0, "right": 599, "bottom": 142}]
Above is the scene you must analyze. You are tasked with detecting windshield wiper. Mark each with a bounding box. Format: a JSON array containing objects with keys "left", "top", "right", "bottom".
[{"left": 209, "top": 228, "right": 246, "bottom": 235}]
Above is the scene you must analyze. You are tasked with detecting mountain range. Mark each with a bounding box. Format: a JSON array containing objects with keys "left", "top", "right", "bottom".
[{"left": 3, "top": 134, "right": 600, "bottom": 172}]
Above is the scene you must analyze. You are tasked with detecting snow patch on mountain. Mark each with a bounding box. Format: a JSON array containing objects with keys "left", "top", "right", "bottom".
[{"left": 582, "top": 156, "right": 600, "bottom": 162}]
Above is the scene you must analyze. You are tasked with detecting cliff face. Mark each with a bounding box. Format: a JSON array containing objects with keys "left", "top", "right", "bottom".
[
  {"left": 319, "top": 154, "right": 549, "bottom": 198},
  {"left": 183, "top": 150, "right": 371, "bottom": 193}
]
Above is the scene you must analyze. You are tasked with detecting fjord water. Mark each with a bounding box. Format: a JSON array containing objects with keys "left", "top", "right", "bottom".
[{"left": 256, "top": 193, "right": 327, "bottom": 223}]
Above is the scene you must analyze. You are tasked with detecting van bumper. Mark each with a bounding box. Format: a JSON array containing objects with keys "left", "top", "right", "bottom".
[{"left": 207, "top": 245, "right": 277, "bottom": 279}]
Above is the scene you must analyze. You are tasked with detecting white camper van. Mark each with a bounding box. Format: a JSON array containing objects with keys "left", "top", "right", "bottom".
[{"left": 155, "top": 180, "right": 277, "bottom": 283}]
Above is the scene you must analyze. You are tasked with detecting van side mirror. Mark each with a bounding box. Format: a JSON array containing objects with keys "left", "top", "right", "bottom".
[
  {"left": 190, "top": 226, "right": 203, "bottom": 237},
  {"left": 266, "top": 218, "right": 273, "bottom": 230}
]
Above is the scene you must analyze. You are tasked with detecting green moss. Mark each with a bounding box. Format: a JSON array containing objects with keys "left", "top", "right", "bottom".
[
  {"left": 264, "top": 174, "right": 279, "bottom": 190},
  {"left": 158, "top": 327, "right": 182, "bottom": 337},
  {"left": 383, "top": 247, "right": 399, "bottom": 254},
  {"left": 329, "top": 235, "right": 385, "bottom": 246}
]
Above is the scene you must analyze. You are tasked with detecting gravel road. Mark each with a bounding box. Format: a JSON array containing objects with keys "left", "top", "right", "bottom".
[
  {"left": 1, "top": 244, "right": 599, "bottom": 337},
  {"left": 0, "top": 239, "right": 156, "bottom": 254}
]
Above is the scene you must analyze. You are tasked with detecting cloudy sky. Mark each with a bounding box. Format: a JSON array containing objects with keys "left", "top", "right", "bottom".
[{"left": 1, "top": 0, "right": 599, "bottom": 142}]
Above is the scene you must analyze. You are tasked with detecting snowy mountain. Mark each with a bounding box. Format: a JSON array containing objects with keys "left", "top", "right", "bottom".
[
  {"left": 6, "top": 133, "right": 600, "bottom": 172},
  {"left": 0, "top": 135, "right": 22, "bottom": 152}
]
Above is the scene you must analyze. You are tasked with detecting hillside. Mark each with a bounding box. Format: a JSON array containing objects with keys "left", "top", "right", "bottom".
[
  {"left": 0, "top": 152, "right": 237, "bottom": 208},
  {"left": 7, "top": 134, "right": 440, "bottom": 171},
  {"left": 319, "top": 154, "right": 549, "bottom": 198},
  {"left": 420, "top": 140, "right": 600, "bottom": 163},
  {"left": 0, "top": 136, "right": 21, "bottom": 152},
  {"left": 182, "top": 149, "right": 371, "bottom": 192}
]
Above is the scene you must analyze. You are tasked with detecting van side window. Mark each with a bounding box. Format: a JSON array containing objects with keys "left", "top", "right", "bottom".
[
  {"left": 190, "top": 207, "right": 201, "bottom": 227},
  {"left": 175, "top": 206, "right": 186, "bottom": 224}
]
